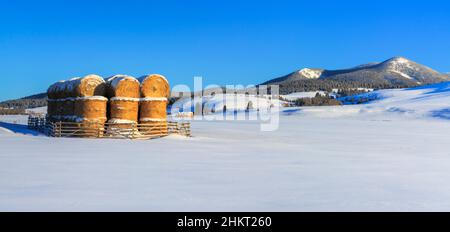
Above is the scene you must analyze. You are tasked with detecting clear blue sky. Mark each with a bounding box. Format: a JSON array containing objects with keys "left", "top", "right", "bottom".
[{"left": 1, "top": 0, "right": 450, "bottom": 101}]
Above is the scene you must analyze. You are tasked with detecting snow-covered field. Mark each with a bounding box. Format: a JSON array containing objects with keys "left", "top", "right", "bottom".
[{"left": 1, "top": 82, "right": 450, "bottom": 211}]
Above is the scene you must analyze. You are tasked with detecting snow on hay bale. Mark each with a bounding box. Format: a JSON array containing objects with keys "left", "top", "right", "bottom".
[
  {"left": 138, "top": 74, "right": 170, "bottom": 135},
  {"left": 105, "top": 75, "right": 140, "bottom": 133}
]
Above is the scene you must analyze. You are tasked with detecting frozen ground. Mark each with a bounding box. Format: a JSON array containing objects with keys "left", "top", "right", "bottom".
[{"left": 1, "top": 82, "right": 450, "bottom": 211}]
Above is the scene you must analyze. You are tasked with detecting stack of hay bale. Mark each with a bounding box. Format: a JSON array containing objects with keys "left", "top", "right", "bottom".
[
  {"left": 72, "top": 74, "right": 108, "bottom": 136},
  {"left": 47, "top": 80, "right": 65, "bottom": 121},
  {"left": 47, "top": 73, "right": 171, "bottom": 138},
  {"left": 60, "top": 77, "right": 79, "bottom": 122},
  {"left": 138, "top": 74, "right": 170, "bottom": 136},
  {"left": 47, "top": 78, "right": 78, "bottom": 122},
  {"left": 105, "top": 75, "right": 140, "bottom": 135}
]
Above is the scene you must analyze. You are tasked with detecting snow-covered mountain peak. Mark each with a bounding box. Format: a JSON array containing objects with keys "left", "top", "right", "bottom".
[
  {"left": 384, "top": 57, "right": 416, "bottom": 70},
  {"left": 388, "top": 56, "right": 410, "bottom": 64},
  {"left": 298, "top": 68, "right": 323, "bottom": 79}
]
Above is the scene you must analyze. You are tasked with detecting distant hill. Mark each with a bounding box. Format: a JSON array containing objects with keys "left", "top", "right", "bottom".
[
  {"left": 262, "top": 57, "right": 450, "bottom": 94},
  {"left": 0, "top": 93, "right": 47, "bottom": 109}
]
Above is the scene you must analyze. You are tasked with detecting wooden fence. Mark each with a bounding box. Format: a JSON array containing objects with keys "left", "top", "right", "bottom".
[
  {"left": 28, "top": 116, "right": 191, "bottom": 139},
  {"left": 27, "top": 115, "right": 46, "bottom": 132}
]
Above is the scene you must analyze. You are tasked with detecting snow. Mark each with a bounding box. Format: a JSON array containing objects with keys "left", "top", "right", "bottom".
[
  {"left": 75, "top": 96, "right": 108, "bottom": 101},
  {"left": 26, "top": 106, "right": 47, "bottom": 114},
  {"left": 390, "top": 70, "right": 413, "bottom": 80},
  {"left": 138, "top": 74, "right": 169, "bottom": 85},
  {"left": 391, "top": 56, "right": 410, "bottom": 64},
  {"left": 282, "top": 91, "right": 326, "bottom": 101},
  {"left": 47, "top": 77, "right": 82, "bottom": 95},
  {"left": 110, "top": 97, "right": 140, "bottom": 102},
  {"left": 107, "top": 119, "right": 138, "bottom": 124},
  {"left": 141, "top": 97, "right": 168, "bottom": 102},
  {"left": 334, "top": 82, "right": 450, "bottom": 120},
  {"left": 1, "top": 82, "right": 450, "bottom": 211},
  {"left": 298, "top": 68, "right": 322, "bottom": 79},
  {"left": 139, "top": 118, "right": 167, "bottom": 122},
  {"left": 170, "top": 94, "right": 283, "bottom": 114}
]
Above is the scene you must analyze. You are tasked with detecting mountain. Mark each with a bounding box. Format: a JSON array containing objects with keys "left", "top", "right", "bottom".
[
  {"left": 263, "top": 57, "right": 450, "bottom": 94},
  {"left": 0, "top": 93, "right": 47, "bottom": 109}
]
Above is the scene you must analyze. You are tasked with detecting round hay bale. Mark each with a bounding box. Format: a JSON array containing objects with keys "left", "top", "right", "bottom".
[
  {"left": 139, "top": 99, "right": 168, "bottom": 121},
  {"left": 73, "top": 74, "right": 106, "bottom": 97},
  {"left": 47, "top": 80, "right": 66, "bottom": 99},
  {"left": 73, "top": 96, "right": 108, "bottom": 137},
  {"left": 47, "top": 81, "right": 60, "bottom": 99},
  {"left": 139, "top": 99, "right": 168, "bottom": 136},
  {"left": 61, "top": 98, "right": 75, "bottom": 119},
  {"left": 54, "top": 100, "right": 65, "bottom": 118},
  {"left": 64, "top": 77, "right": 81, "bottom": 98},
  {"left": 106, "top": 75, "right": 140, "bottom": 98},
  {"left": 107, "top": 99, "right": 140, "bottom": 134},
  {"left": 74, "top": 96, "right": 108, "bottom": 122},
  {"left": 47, "top": 99, "right": 56, "bottom": 119},
  {"left": 138, "top": 74, "right": 170, "bottom": 98},
  {"left": 109, "top": 99, "right": 139, "bottom": 122}
]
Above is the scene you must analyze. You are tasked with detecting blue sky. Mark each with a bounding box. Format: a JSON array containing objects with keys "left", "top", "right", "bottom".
[{"left": 1, "top": 0, "right": 450, "bottom": 101}]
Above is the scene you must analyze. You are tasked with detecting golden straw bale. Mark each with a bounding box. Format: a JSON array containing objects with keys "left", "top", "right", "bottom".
[
  {"left": 106, "top": 75, "right": 140, "bottom": 98},
  {"left": 139, "top": 74, "right": 170, "bottom": 98},
  {"left": 107, "top": 99, "right": 139, "bottom": 133},
  {"left": 74, "top": 96, "right": 108, "bottom": 121},
  {"left": 139, "top": 100, "right": 168, "bottom": 121},
  {"left": 109, "top": 99, "right": 139, "bottom": 122},
  {"left": 73, "top": 96, "right": 107, "bottom": 137},
  {"left": 73, "top": 74, "right": 106, "bottom": 97},
  {"left": 139, "top": 99, "right": 168, "bottom": 136}
]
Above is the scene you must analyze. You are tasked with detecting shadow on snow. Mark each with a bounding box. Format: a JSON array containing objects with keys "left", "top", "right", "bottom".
[{"left": 0, "top": 121, "right": 41, "bottom": 136}]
